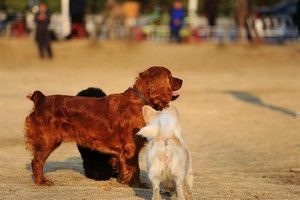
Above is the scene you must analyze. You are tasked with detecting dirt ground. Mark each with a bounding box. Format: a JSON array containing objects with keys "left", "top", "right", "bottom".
[{"left": 0, "top": 39, "right": 300, "bottom": 200}]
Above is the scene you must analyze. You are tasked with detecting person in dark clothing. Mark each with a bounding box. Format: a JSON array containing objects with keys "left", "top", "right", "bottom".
[
  {"left": 294, "top": 0, "right": 300, "bottom": 34},
  {"left": 69, "top": 0, "right": 86, "bottom": 38},
  {"left": 170, "top": 0, "right": 185, "bottom": 43},
  {"left": 203, "top": 0, "right": 219, "bottom": 26},
  {"left": 234, "top": 0, "right": 248, "bottom": 42},
  {"left": 203, "top": 0, "right": 220, "bottom": 38},
  {"left": 35, "top": 3, "right": 52, "bottom": 59}
]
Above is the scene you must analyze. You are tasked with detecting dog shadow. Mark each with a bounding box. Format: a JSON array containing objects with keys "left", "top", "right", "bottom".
[
  {"left": 26, "top": 158, "right": 173, "bottom": 199},
  {"left": 132, "top": 170, "right": 152, "bottom": 199},
  {"left": 223, "top": 90, "right": 296, "bottom": 117},
  {"left": 25, "top": 157, "right": 84, "bottom": 175},
  {"left": 133, "top": 170, "right": 174, "bottom": 200}
]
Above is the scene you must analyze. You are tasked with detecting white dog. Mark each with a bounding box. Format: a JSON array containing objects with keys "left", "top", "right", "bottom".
[{"left": 138, "top": 105, "right": 193, "bottom": 200}]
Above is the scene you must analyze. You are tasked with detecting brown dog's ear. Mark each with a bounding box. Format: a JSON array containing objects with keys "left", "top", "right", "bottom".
[
  {"left": 172, "top": 78, "right": 183, "bottom": 91},
  {"left": 142, "top": 105, "right": 159, "bottom": 124},
  {"left": 148, "top": 73, "right": 172, "bottom": 110}
]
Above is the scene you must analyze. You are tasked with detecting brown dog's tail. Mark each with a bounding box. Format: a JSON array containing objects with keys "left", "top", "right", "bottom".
[{"left": 27, "top": 90, "right": 45, "bottom": 107}]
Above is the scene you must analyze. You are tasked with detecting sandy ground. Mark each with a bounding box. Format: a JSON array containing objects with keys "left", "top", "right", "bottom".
[{"left": 0, "top": 39, "right": 300, "bottom": 200}]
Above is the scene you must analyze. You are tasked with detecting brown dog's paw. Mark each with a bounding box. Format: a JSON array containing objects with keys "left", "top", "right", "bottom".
[{"left": 36, "top": 178, "right": 54, "bottom": 186}]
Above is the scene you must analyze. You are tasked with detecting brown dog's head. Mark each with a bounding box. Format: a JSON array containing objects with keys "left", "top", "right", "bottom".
[{"left": 134, "top": 66, "right": 183, "bottom": 111}]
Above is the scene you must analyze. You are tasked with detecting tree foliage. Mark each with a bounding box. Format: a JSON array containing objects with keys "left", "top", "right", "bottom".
[
  {"left": 1, "top": 0, "right": 285, "bottom": 15},
  {"left": 1, "top": 0, "right": 60, "bottom": 12},
  {"left": 45, "top": 0, "right": 61, "bottom": 13},
  {"left": 1, "top": 0, "right": 27, "bottom": 12}
]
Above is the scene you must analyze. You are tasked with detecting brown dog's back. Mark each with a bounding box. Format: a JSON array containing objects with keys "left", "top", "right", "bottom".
[{"left": 25, "top": 92, "right": 123, "bottom": 156}]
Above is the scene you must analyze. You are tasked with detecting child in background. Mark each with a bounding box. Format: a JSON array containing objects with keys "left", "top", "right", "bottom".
[{"left": 170, "top": 0, "right": 185, "bottom": 43}]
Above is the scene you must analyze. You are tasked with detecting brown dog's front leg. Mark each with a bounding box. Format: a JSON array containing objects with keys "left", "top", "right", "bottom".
[{"left": 117, "top": 148, "right": 149, "bottom": 188}]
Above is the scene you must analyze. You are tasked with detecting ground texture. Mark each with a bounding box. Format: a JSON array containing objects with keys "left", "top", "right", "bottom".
[{"left": 0, "top": 39, "right": 300, "bottom": 200}]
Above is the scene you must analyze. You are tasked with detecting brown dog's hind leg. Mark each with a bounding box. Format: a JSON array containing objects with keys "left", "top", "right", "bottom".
[{"left": 31, "top": 141, "right": 61, "bottom": 186}]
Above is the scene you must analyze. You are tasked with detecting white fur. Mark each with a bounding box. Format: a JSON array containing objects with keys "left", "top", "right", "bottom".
[{"left": 138, "top": 106, "right": 193, "bottom": 200}]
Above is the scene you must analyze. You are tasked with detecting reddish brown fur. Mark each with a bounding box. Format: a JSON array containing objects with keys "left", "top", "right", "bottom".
[{"left": 25, "top": 66, "right": 182, "bottom": 187}]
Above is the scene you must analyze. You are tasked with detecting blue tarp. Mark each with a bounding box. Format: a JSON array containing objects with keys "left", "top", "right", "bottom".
[{"left": 256, "top": 0, "right": 297, "bottom": 15}]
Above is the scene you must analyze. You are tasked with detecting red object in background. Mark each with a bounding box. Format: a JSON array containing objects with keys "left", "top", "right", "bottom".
[
  {"left": 132, "top": 27, "right": 145, "bottom": 41},
  {"left": 11, "top": 22, "right": 25, "bottom": 37},
  {"left": 192, "top": 28, "right": 202, "bottom": 43},
  {"left": 17, "top": 23, "right": 24, "bottom": 37},
  {"left": 71, "top": 23, "right": 86, "bottom": 38}
]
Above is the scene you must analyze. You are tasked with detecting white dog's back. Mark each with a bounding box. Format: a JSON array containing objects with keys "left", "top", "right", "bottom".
[
  {"left": 147, "top": 137, "right": 191, "bottom": 188},
  {"left": 138, "top": 106, "right": 193, "bottom": 200}
]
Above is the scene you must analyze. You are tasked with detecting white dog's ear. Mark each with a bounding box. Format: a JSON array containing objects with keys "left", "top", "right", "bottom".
[
  {"left": 168, "top": 105, "right": 179, "bottom": 118},
  {"left": 137, "top": 123, "right": 159, "bottom": 138},
  {"left": 142, "top": 105, "right": 158, "bottom": 124}
]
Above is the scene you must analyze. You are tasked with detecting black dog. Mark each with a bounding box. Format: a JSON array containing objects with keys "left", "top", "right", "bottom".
[{"left": 77, "top": 87, "right": 118, "bottom": 180}]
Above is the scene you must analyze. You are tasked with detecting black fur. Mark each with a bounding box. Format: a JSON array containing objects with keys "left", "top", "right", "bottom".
[
  {"left": 76, "top": 87, "right": 118, "bottom": 180},
  {"left": 77, "top": 87, "right": 107, "bottom": 98}
]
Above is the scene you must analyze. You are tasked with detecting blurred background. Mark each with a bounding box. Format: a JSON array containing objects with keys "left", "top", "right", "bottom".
[
  {"left": 0, "top": 1, "right": 300, "bottom": 199},
  {"left": 0, "top": 0, "right": 299, "bottom": 43}
]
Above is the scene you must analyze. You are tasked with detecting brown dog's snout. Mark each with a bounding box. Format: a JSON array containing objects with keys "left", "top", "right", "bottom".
[{"left": 172, "top": 78, "right": 183, "bottom": 91}]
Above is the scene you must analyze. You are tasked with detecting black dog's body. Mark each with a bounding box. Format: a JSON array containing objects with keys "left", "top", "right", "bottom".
[{"left": 77, "top": 87, "right": 118, "bottom": 180}]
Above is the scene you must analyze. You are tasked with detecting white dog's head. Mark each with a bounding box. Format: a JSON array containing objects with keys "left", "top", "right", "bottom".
[{"left": 137, "top": 105, "right": 181, "bottom": 139}]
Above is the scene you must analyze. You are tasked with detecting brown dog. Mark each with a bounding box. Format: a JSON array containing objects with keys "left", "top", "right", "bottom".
[{"left": 25, "top": 66, "right": 182, "bottom": 187}]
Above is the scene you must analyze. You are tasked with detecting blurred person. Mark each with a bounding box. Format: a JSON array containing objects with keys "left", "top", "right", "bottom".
[
  {"left": 234, "top": 0, "right": 248, "bottom": 42},
  {"left": 123, "top": 1, "right": 141, "bottom": 39},
  {"left": 150, "top": 6, "right": 161, "bottom": 25},
  {"left": 160, "top": 6, "right": 171, "bottom": 25},
  {"left": 253, "top": 14, "right": 263, "bottom": 41},
  {"left": 203, "top": 0, "right": 220, "bottom": 39},
  {"left": 246, "top": 0, "right": 262, "bottom": 44},
  {"left": 35, "top": 3, "right": 52, "bottom": 59},
  {"left": 275, "top": 17, "right": 286, "bottom": 44},
  {"left": 11, "top": 12, "right": 26, "bottom": 37},
  {"left": 26, "top": 12, "right": 35, "bottom": 38},
  {"left": 69, "top": 0, "right": 86, "bottom": 38},
  {"left": 100, "top": 0, "right": 124, "bottom": 40},
  {"left": 245, "top": 13, "right": 262, "bottom": 44},
  {"left": 170, "top": 0, "right": 185, "bottom": 43},
  {"left": 86, "top": 16, "right": 96, "bottom": 40},
  {"left": 0, "top": 12, "right": 7, "bottom": 36},
  {"left": 294, "top": 0, "right": 300, "bottom": 34},
  {"left": 234, "top": 0, "right": 261, "bottom": 43}
]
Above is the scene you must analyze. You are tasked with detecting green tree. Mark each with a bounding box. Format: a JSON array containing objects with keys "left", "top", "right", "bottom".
[
  {"left": 0, "top": 0, "right": 285, "bottom": 14},
  {"left": 1, "top": 0, "right": 60, "bottom": 12},
  {"left": 86, "top": 0, "right": 106, "bottom": 14},
  {"left": 44, "top": 0, "right": 61, "bottom": 13},
  {"left": 2, "top": 0, "right": 27, "bottom": 12}
]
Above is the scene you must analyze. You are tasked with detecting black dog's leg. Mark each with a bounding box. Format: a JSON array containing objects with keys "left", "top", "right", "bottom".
[
  {"left": 77, "top": 146, "right": 118, "bottom": 180},
  {"left": 77, "top": 87, "right": 118, "bottom": 180}
]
